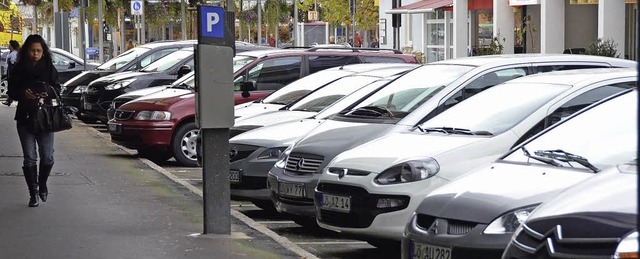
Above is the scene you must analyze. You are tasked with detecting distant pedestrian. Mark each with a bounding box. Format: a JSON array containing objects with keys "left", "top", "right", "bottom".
[
  {"left": 7, "top": 34, "right": 62, "bottom": 207},
  {"left": 329, "top": 36, "right": 335, "bottom": 44},
  {"left": 354, "top": 31, "right": 363, "bottom": 48},
  {"left": 369, "top": 37, "right": 379, "bottom": 48},
  {"left": 126, "top": 39, "right": 134, "bottom": 51},
  {"left": 268, "top": 34, "right": 276, "bottom": 47},
  {"left": 3, "top": 40, "right": 20, "bottom": 106}
]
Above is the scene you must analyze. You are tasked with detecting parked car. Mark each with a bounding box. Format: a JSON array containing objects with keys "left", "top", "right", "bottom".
[
  {"left": 229, "top": 64, "right": 418, "bottom": 211},
  {"left": 234, "top": 63, "right": 414, "bottom": 119},
  {"left": 502, "top": 160, "right": 637, "bottom": 259},
  {"left": 311, "top": 68, "right": 636, "bottom": 247},
  {"left": 267, "top": 54, "right": 636, "bottom": 223},
  {"left": 62, "top": 40, "right": 197, "bottom": 121},
  {"left": 109, "top": 47, "right": 419, "bottom": 166},
  {"left": 402, "top": 88, "right": 637, "bottom": 259},
  {"left": 82, "top": 46, "right": 196, "bottom": 123},
  {"left": 231, "top": 63, "right": 419, "bottom": 137}
]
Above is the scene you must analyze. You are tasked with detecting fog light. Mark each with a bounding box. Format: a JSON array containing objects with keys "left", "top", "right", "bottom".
[{"left": 377, "top": 198, "right": 406, "bottom": 209}]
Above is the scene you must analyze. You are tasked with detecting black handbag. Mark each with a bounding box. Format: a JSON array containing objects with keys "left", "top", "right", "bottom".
[{"left": 29, "top": 84, "right": 73, "bottom": 133}]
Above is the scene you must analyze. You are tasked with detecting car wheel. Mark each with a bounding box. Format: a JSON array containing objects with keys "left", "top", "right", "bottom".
[
  {"left": 137, "top": 148, "right": 172, "bottom": 164},
  {"left": 172, "top": 121, "right": 199, "bottom": 167},
  {"left": 0, "top": 80, "right": 7, "bottom": 97}
]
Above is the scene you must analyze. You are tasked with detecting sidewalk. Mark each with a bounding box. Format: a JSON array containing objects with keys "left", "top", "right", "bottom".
[{"left": 0, "top": 102, "right": 308, "bottom": 259}]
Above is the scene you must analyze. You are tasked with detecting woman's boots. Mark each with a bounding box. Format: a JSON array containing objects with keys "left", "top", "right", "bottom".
[
  {"left": 38, "top": 163, "right": 53, "bottom": 202},
  {"left": 22, "top": 166, "right": 39, "bottom": 207}
]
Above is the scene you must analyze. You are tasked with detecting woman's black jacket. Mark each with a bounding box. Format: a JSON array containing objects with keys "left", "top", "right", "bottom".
[{"left": 7, "top": 60, "right": 61, "bottom": 125}]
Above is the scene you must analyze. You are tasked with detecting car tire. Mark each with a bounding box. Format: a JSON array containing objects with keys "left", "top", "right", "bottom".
[
  {"left": 137, "top": 148, "right": 172, "bottom": 164},
  {"left": 171, "top": 121, "right": 199, "bottom": 167}
]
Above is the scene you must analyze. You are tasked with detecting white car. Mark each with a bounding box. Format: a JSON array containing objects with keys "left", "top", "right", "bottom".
[
  {"left": 233, "top": 63, "right": 417, "bottom": 119},
  {"left": 313, "top": 68, "right": 637, "bottom": 245}
]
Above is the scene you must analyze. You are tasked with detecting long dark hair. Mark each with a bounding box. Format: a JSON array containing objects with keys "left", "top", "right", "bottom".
[{"left": 16, "top": 34, "right": 52, "bottom": 66}]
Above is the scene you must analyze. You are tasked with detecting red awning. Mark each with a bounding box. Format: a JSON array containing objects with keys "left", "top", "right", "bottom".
[{"left": 385, "top": 0, "right": 453, "bottom": 14}]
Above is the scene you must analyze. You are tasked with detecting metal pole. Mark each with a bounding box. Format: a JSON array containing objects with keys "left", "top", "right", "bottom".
[
  {"left": 238, "top": 0, "right": 242, "bottom": 42},
  {"left": 293, "top": 0, "right": 297, "bottom": 47},
  {"left": 181, "top": 0, "right": 187, "bottom": 40},
  {"left": 257, "top": 0, "right": 261, "bottom": 45},
  {"left": 81, "top": 4, "right": 86, "bottom": 69},
  {"left": 98, "top": 0, "right": 104, "bottom": 63},
  {"left": 141, "top": 10, "right": 146, "bottom": 44},
  {"left": 351, "top": 0, "right": 355, "bottom": 45}
]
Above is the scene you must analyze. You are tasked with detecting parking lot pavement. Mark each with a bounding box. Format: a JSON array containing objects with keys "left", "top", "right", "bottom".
[{"left": 83, "top": 121, "right": 402, "bottom": 258}]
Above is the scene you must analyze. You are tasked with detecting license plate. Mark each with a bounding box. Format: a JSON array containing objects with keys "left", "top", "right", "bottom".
[
  {"left": 278, "top": 181, "right": 305, "bottom": 197},
  {"left": 230, "top": 169, "right": 241, "bottom": 183},
  {"left": 412, "top": 242, "right": 451, "bottom": 259},
  {"left": 84, "top": 103, "right": 92, "bottom": 110},
  {"left": 107, "top": 123, "right": 121, "bottom": 134},
  {"left": 320, "top": 193, "right": 351, "bottom": 213}
]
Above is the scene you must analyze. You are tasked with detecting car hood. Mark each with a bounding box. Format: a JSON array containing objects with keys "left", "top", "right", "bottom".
[
  {"left": 230, "top": 118, "right": 325, "bottom": 148},
  {"left": 414, "top": 161, "right": 596, "bottom": 224},
  {"left": 234, "top": 110, "right": 316, "bottom": 128},
  {"left": 234, "top": 103, "right": 285, "bottom": 118},
  {"left": 116, "top": 85, "right": 172, "bottom": 99},
  {"left": 527, "top": 165, "right": 637, "bottom": 220},
  {"left": 328, "top": 131, "right": 491, "bottom": 175},
  {"left": 89, "top": 71, "right": 146, "bottom": 86},
  {"left": 63, "top": 70, "right": 114, "bottom": 87},
  {"left": 120, "top": 91, "right": 194, "bottom": 111}
]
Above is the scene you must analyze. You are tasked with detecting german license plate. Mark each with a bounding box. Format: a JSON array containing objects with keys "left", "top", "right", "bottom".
[
  {"left": 107, "top": 123, "right": 121, "bottom": 134},
  {"left": 278, "top": 181, "right": 304, "bottom": 197},
  {"left": 412, "top": 242, "right": 451, "bottom": 259},
  {"left": 230, "top": 169, "right": 241, "bottom": 183},
  {"left": 320, "top": 193, "right": 350, "bottom": 213}
]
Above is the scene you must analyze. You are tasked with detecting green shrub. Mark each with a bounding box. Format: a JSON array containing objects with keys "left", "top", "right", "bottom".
[{"left": 585, "top": 38, "right": 620, "bottom": 58}]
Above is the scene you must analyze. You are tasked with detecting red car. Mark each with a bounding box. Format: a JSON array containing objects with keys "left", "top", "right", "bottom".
[{"left": 108, "top": 47, "right": 418, "bottom": 166}]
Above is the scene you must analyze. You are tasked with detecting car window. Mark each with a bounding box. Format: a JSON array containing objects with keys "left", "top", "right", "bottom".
[
  {"left": 97, "top": 47, "right": 150, "bottom": 71},
  {"left": 513, "top": 82, "right": 636, "bottom": 147},
  {"left": 261, "top": 70, "right": 351, "bottom": 105},
  {"left": 52, "top": 52, "right": 74, "bottom": 66},
  {"left": 308, "top": 55, "right": 360, "bottom": 74},
  {"left": 141, "top": 49, "right": 192, "bottom": 72},
  {"left": 504, "top": 90, "right": 637, "bottom": 171},
  {"left": 441, "top": 67, "right": 528, "bottom": 110},
  {"left": 535, "top": 64, "right": 608, "bottom": 73},
  {"left": 247, "top": 56, "right": 302, "bottom": 91},
  {"left": 289, "top": 76, "right": 379, "bottom": 112},
  {"left": 360, "top": 56, "right": 408, "bottom": 63},
  {"left": 139, "top": 48, "right": 179, "bottom": 69}
]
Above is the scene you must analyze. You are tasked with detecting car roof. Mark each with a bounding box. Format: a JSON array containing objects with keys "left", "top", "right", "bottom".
[
  {"left": 138, "top": 40, "right": 197, "bottom": 49},
  {"left": 235, "top": 48, "right": 303, "bottom": 58},
  {"left": 436, "top": 54, "right": 636, "bottom": 67},
  {"left": 505, "top": 67, "right": 636, "bottom": 86},
  {"left": 325, "top": 63, "right": 418, "bottom": 74}
]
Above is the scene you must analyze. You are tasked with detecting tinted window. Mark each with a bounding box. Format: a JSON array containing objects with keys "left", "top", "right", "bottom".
[
  {"left": 248, "top": 56, "right": 302, "bottom": 91},
  {"left": 97, "top": 47, "right": 149, "bottom": 71},
  {"left": 535, "top": 65, "right": 607, "bottom": 73},
  {"left": 308, "top": 55, "right": 360, "bottom": 73},
  {"left": 289, "top": 76, "right": 379, "bottom": 112},
  {"left": 360, "top": 56, "right": 407, "bottom": 63},
  {"left": 139, "top": 48, "right": 177, "bottom": 69},
  {"left": 52, "top": 52, "right": 74, "bottom": 66},
  {"left": 262, "top": 70, "right": 351, "bottom": 105},
  {"left": 141, "top": 49, "right": 193, "bottom": 72}
]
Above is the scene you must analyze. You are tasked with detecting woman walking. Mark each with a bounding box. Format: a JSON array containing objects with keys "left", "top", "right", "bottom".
[{"left": 7, "top": 35, "right": 61, "bottom": 207}]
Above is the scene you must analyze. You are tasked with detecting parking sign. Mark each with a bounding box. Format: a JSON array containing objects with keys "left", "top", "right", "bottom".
[
  {"left": 131, "top": 0, "right": 143, "bottom": 15},
  {"left": 200, "top": 6, "right": 224, "bottom": 39}
]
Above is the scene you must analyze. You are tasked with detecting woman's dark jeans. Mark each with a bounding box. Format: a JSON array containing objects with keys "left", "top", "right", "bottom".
[{"left": 17, "top": 124, "right": 54, "bottom": 167}]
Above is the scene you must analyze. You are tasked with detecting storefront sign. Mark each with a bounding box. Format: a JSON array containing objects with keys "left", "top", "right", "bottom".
[{"left": 509, "top": 0, "right": 540, "bottom": 6}]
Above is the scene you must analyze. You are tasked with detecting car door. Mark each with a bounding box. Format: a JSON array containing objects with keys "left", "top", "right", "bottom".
[{"left": 52, "top": 51, "right": 84, "bottom": 83}]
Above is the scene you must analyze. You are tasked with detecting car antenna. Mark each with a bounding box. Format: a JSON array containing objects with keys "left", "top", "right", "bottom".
[{"left": 339, "top": 56, "right": 358, "bottom": 70}]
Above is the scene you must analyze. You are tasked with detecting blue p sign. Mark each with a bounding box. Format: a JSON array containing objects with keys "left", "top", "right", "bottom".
[{"left": 200, "top": 6, "right": 224, "bottom": 39}]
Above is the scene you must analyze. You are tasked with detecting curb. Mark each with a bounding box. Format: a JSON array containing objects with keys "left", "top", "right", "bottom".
[{"left": 87, "top": 123, "right": 319, "bottom": 259}]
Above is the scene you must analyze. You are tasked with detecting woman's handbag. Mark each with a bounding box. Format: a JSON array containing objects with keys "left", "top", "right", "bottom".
[{"left": 29, "top": 84, "right": 73, "bottom": 133}]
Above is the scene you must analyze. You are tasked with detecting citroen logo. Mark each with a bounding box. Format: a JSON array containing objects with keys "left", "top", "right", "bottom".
[{"left": 295, "top": 158, "right": 305, "bottom": 171}]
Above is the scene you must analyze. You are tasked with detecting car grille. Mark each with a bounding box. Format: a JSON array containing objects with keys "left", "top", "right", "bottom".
[
  {"left": 114, "top": 110, "right": 135, "bottom": 120},
  {"left": 229, "top": 144, "right": 259, "bottom": 163},
  {"left": 113, "top": 98, "right": 133, "bottom": 110},
  {"left": 511, "top": 215, "right": 632, "bottom": 259},
  {"left": 447, "top": 219, "right": 476, "bottom": 235},
  {"left": 284, "top": 153, "right": 324, "bottom": 175}
]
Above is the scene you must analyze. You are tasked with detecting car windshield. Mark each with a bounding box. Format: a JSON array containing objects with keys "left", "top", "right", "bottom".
[
  {"left": 503, "top": 90, "right": 637, "bottom": 171},
  {"left": 315, "top": 80, "right": 390, "bottom": 120},
  {"left": 140, "top": 49, "right": 192, "bottom": 72},
  {"left": 171, "top": 71, "right": 195, "bottom": 88},
  {"left": 233, "top": 55, "right": 256, "bottom": 73},
  {"left": 261, "top": 70, "right": 352, "bottom": 105},
  {"left": 97, "top": 47, "right": 149, "bottom": 71},
  {"left": 340, "top": 64, "right": 474, "bottom": 119},
  {"left": 422, "top": 83, "right": 570, "bottom": 135},
  {"left": 289, "top": 76, "right": 381, "bottom": 112}
]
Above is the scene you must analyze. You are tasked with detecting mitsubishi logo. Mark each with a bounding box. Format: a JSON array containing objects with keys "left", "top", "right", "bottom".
[
  {"left": 429, "top": 220, "right": 439, "bottom": 235},
  {"left": 295, "top": 158, "right": 305, "bottom": 171}
]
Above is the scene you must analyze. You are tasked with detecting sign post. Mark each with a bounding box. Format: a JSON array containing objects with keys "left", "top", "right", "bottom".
[{"left": 195, "top": 4, "right": 235, "bottom": 235}]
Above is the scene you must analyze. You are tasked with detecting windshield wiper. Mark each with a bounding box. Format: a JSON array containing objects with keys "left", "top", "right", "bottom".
[
  {"left": 346, "top": 105, "right": 395, "bottom": 118},
  {"left": 266, "top": 101, "right": 289, "bottom": 105},
  {"left": 171, "top": 83, "right": 189, "bottom": 89},
  {"left": 421, "top": 127, "right": 493, "bottom": 136},
  {"left": 521, "top": 147, "right": 562, "bottom": 167},
  {"left": 533, "top": 149, "right": 599, "bottom": 173}
]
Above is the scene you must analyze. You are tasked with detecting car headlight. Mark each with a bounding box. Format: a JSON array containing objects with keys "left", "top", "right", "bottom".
[
  {"left": 134, "top": 111, "right": 172, "bottom": 121},
  {"left": 72, "top": 85, "right": 88, "bottom": 93},
  {"left": 257, "top": 147, "right": 288, "bottom": 160},
  {"left": 273, "top": 145, "right": 293, "bottom": 169},
  {"left": 615, "top": 231, "right": 638, "bottom": 259},
  {"left": 105, "top": 79, "right": 135, "bottom": 90},
  {"left": 483, "top": 205, "right": 538, "bottom": 234},
  {"left": 374, "top": 158, "right": 440, "bottom": 185}
]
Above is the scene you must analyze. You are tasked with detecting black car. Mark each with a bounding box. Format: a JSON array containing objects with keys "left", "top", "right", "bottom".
[
  {"left": 61, "top": 40, "right": 197, "bottom": 122},
  {"left": 82, "top": 46, "right": 195, "bottom": 123},
  {"left": 502, "top": 160, "right": 637, "bottom": 259}
]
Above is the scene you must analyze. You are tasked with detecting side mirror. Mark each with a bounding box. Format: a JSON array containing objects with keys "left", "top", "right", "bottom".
[
  {"left": 240, "top": 81, "right": 255, "bottom": 98},
  {"left": 177, "top": 65, "right": 191, "bottom": 78},
  {"left": 68, "top": 62, "right": 76, "bottom": 69}
]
